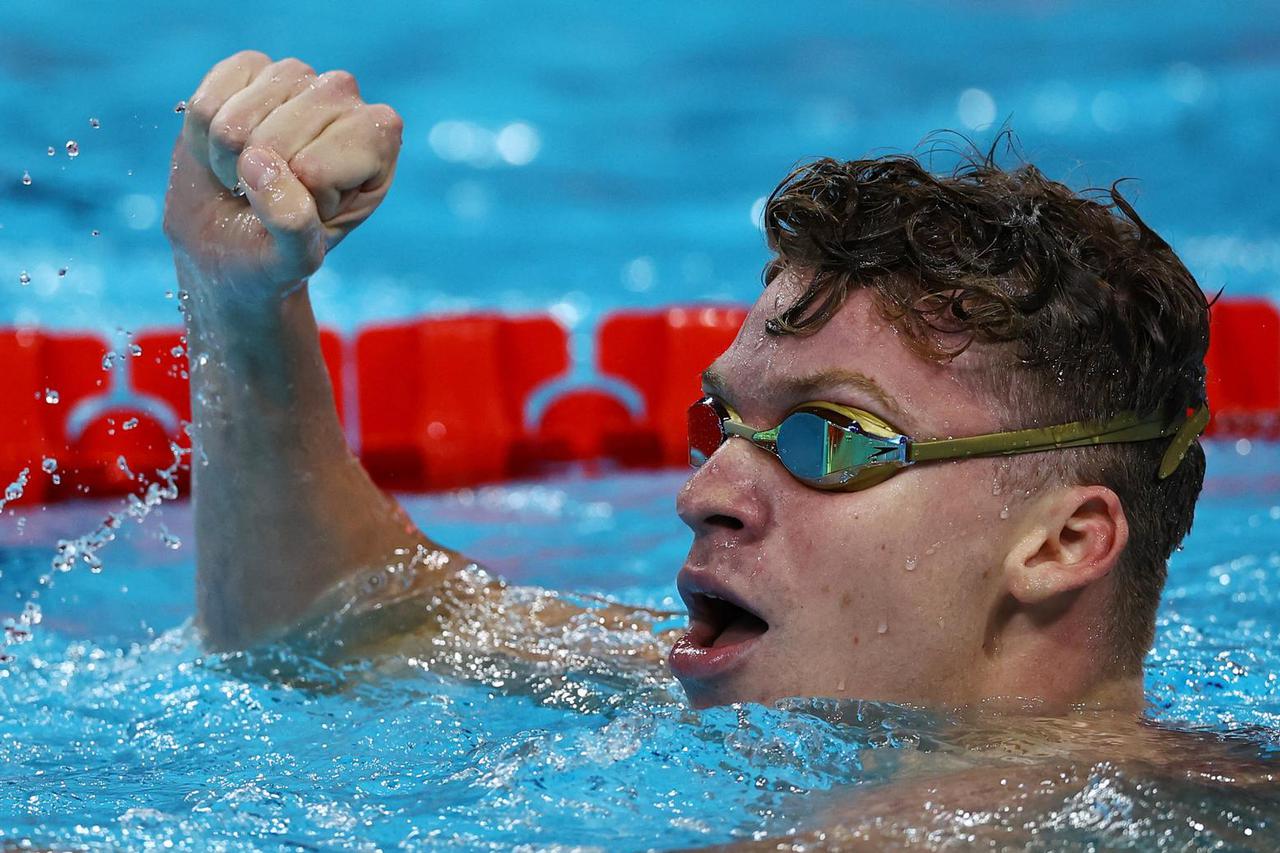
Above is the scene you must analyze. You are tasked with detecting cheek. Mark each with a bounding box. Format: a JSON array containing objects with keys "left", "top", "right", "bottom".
[{"left": 782, "top": 466, "right": 1006, "bottom": 595}]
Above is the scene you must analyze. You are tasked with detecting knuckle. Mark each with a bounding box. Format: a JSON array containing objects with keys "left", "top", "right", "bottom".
[
  {"left": 271, "top": 57, "right": 316, "bottom": 80},
  {"left": 185, "top": 94, "right": 220, "bottom": 128},
  {"left": 210, "top": 50, "right": 267, "bottom": 79},
  {"left": 367, "top": 103, "right": 403, "bottom": 134},
  {"left": 288, "top": 152, "right": 325, "bottom": 187},
  {"left": 317, "top": 69, "right": 359, "bottom": 97},
  {"left": 210, "top": 116, "right": 250, "bottom": 151},
  {"left": 360, "top": 104, "right": 404, "bottom": 151},
  {"left": 230, "top": 49, "right": 270, "bottom": 66}
]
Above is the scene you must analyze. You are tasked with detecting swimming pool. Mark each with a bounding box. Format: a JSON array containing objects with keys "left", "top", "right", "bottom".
[
  {"left": 2, "top": 444, "right": 1279, "bottom": 848},
  {"left": 3, "top": 0, "right": 1280, "bottom": 848},
  {"left": 4, "top": 1, "right": 1280, "bottom": 334}
]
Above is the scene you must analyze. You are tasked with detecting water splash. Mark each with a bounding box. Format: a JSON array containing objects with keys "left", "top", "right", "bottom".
[
  {"left": 0, "top": 468, "right": 30, "bottom": 512},
  {"left": 0, "top": 442, "right": 189, "bottom": 664}
]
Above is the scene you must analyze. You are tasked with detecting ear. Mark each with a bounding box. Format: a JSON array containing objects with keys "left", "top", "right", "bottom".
[{"left": 1003, "top": 486, "right": 1129, "bottom": 605}]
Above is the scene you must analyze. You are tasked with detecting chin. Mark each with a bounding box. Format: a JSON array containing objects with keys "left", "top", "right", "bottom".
[{"left": 677, "top": 672, "right": 782, "bottom": 709}]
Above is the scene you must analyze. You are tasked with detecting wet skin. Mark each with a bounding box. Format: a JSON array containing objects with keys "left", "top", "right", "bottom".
[
  {"left": 669, "top": 271, "right": 1135, "bottom": 711},
  {"left": 167, "top": 52, "right": 1136, "bottom": 715}
]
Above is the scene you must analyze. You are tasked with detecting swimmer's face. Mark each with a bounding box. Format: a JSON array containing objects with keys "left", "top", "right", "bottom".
[{"left": 672, "top": 269, "right": 1026, "bottom": 708}]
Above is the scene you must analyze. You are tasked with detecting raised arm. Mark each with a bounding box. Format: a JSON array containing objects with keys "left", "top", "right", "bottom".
[{"left": 163, "top": 51, "right": 453, "bottom": 650}]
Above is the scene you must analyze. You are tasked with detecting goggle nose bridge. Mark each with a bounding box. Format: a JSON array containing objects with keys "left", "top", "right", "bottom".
[{"left": 722, "top": 418, "right": 778, "bottom": 452}]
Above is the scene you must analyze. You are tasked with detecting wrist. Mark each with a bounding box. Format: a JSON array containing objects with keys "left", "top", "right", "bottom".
[{"left": 174, "top": 255, "right": 307, "bottom": 336}]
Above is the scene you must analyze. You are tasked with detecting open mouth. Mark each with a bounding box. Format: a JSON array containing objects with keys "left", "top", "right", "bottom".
[
  {"left": 669, "top": 573, "right": 772, "bottom": 683},
  {"left": 688, "top": 593, "right": 770, "bottom": 649}
]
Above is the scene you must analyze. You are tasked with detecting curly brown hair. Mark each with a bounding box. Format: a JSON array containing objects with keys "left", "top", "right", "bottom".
[{"left": 761, "top": 146, "right": 1210, "bottom": 674}]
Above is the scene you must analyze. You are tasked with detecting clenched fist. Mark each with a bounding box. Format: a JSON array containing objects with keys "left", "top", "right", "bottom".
[{"left": 164, "top": 51, "right": 402, "bottom": 292}]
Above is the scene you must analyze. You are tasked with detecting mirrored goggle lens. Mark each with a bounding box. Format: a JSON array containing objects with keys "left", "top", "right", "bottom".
[
  {"left": 776, "top": 411, "right": 842, "bottom": 481},
  {"left": 687, "top": 399, "right": 726, "bottom": 466}
]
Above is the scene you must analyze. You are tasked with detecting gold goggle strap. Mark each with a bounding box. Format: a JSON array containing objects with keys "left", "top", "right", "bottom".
[{"left": 907, "top": 405, "right": 1210, "bottom": 480}]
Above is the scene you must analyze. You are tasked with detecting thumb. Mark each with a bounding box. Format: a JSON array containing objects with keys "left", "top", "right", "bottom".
[{"left": 237, "top": 147, "right": 326, "bottom": 282}]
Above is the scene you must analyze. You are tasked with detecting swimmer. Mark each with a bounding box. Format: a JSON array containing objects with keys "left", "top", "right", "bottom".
[
  {"left": 162, "top": 52, "right": 1276, "bottom": 840},
  {"left": 164, "top": 50, "right": 1206, "bottom": 708}
]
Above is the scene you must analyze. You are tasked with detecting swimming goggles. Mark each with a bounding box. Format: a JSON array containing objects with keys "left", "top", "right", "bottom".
[{"left": 687, "top": 396, "right": 1210, "bottom": 491}]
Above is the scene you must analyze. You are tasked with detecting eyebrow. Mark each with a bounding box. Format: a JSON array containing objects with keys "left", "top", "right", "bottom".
[{"left": 701, "top": 366, "right": 910, "bottom": 429}]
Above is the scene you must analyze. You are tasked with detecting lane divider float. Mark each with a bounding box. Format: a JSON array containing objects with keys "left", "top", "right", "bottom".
[{"left": 0, "top": 299, "right": 1273, "bottom": 502}]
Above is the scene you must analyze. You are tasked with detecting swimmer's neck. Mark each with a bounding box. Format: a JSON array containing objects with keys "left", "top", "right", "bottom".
[{"left": 943, "top": 674, "right": 1146, "bottom": 719}]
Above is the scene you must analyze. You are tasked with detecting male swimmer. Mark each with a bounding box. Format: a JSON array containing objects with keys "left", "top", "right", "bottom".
[{"left": 165, "top": 51, "right": 1212, "bottom": 716}]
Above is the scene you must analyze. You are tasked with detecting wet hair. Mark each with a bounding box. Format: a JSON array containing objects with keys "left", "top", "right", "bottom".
[{"left": 761, "top": 137, "right": 1210, "bottom": 674}]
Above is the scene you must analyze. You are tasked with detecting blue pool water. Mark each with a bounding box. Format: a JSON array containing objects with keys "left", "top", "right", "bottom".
[
  {"left": 2, "top": 1, "right": 1280, "bottom": 336},
  {"left": 2, "top": 444, "right": 1280, "bottom": 848},
  {"left": 3, "top": 0, "right": 1280, "bottom": 848}
]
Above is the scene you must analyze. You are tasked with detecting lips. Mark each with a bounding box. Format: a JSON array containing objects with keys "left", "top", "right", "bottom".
[{"left": 668, "top": 572, "right": 770, "bottom": 682}]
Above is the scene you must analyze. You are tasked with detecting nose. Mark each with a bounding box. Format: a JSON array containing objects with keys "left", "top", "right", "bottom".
[{"left": 676, "top": 439, "right": 773, "bottom": 540}]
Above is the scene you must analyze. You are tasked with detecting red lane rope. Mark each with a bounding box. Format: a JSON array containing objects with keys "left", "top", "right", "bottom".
[{"left": 0, "top": 299, "right": 1274, "bottom": 502}]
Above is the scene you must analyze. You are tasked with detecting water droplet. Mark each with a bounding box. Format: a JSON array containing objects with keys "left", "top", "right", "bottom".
[
  {"left": 3, "top": 468, "right": 29, "bottom": 504},
  {"left": 999, "top": 505, "right": 1010, "bottom": 520},
  {"left": 877, "top": 621, "right": 889, "bottom": 635},
  {"left": 41, "top": 457, "right": 57, "bottom": 474},
  {"left": 174, "top": 100, "right": 188, "bottom": 114},
  {"left": 46, "top": 146, "right": 55, "bottom": 157},
  {"left": 905, "top": 556, "right": 918, "bottom": 572},
  {"left": 101, "top": 352, "right": 117, "bottom": 370},
  {"left": 91, "top": 229, "right": 100, "bottom": 237},
  {"left": 122, "top": 417, "right": 139, "bottom": 431},
  {"left": 129, "top": 343, "right": 142, "bottom": 357},
  {"left": 116, "top": 456, "right": 134, "bottom": 478},
  {"left": 65, "top": 140, "right": 79, "bottom": 158},
  {"left": 170, "top": 345, "right": 184, "bottom": 358},
  {"left": 57, "top": 267, "right": 67, "bottom": 277},
  {"left": 231, "top": 179, "right": 247, "bottom": 198},
  {"left": 18, "top": 271, "right": 30, "bottom": 285},
  {"left": 161, "top": 532, "right": 182, "bottom": 550},
  {"left": 43, "top": 388, "right": 59, "bottom": 405},
  {"left": 89, "top": 117, "right": 100, "bottom": 129},
  {"left": 20, "top": 170, "right": 31, "bottom": 186}
]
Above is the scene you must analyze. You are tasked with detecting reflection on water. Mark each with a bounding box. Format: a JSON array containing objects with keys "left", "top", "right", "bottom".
[{"left": 2, "top": 461, "right": 1278, "bottom": 849}]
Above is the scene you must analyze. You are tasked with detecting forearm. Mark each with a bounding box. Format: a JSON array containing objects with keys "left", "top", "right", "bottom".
[{"left": 180, "top": 261, "right": 436, "bottom": 648}]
